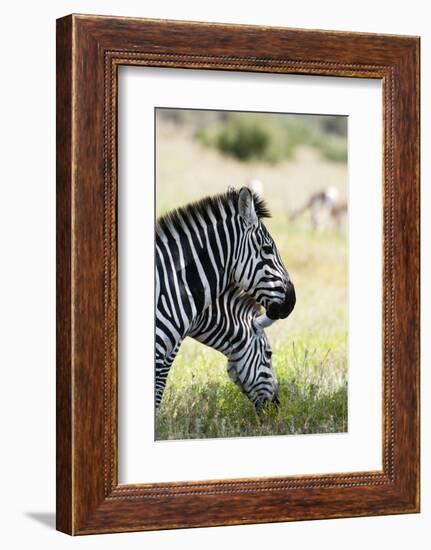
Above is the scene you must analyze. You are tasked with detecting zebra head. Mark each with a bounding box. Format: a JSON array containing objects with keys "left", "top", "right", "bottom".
[
  {"left": 233, "top": 187, "right": 296, "bottom": 320},
  {"left": 226, "top": 313, "right": 279, "bottom": 412}
]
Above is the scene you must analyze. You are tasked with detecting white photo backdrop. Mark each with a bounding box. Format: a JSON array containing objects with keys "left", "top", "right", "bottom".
[{"left": 117, "top": 66, "right": 382, "bottom": 484}]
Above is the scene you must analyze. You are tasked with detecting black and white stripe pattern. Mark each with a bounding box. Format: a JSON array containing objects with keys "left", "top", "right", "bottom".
[
  {"left": 189, "top": 285, "right": 279, "bottom": 410},
  {"left": 155, "top": 187, "right": 295, "bottom": 410}
]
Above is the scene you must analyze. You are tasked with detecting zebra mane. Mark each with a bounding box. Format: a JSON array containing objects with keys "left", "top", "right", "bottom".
[{"left": 156, "top": 188, "right": 271, "bottom": 237}]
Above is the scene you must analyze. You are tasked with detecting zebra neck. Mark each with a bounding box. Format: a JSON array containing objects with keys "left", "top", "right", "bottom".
[
  {"left": 189, "top": 285, "right": 256, "bottom": 360},
  {"left": 157, "top": 212, "right": 243, "bottom": 321}
]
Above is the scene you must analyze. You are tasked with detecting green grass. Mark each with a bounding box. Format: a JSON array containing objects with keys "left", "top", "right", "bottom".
[
  {"left": 156, "top": 335, "right": 347, "bottom": 440},
  {"left": 155, "top": 121, "right": 348, "bottom": 439}
]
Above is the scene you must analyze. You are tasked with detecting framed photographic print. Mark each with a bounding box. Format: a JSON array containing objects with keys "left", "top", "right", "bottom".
[{"left": 56, "top": 14, "right": 420, "bottom": 535}]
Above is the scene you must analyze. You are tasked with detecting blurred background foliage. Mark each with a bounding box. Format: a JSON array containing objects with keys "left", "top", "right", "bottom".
[{"left": 160, "top": 108, "right": 347, "bottom": 164}]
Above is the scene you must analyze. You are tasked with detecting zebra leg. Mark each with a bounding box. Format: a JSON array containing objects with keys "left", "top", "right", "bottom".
[{"left": 155, "top": 343, "right": 180, "bottom": 413}]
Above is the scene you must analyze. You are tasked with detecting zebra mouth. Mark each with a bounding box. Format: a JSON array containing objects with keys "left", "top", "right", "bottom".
[
  {"left": 266, "top": 281, "right": 296, "bottom": 320},
  {"left": 255, "top": 393, "right": 280, "bottom": 415}
]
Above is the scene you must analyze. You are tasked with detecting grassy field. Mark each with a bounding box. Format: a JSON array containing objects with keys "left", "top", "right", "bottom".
[{"left": 155, "top": 120, "right": 348, "bottom": 440}]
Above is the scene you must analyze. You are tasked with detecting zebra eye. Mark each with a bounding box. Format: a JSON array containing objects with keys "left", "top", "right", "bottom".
[{"left": 262, "top": 245, "right": 273, "bottom": 254}]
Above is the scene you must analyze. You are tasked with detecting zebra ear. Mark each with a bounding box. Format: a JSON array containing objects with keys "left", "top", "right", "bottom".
[
  {"left": 238, "top": 187, "right": 258, "bottom": 226},
  {"left": 253, "top": 314, "right": 275, "bottom": 336},
  {"left": 227, "top": 362, "right": 239, "bottom": 383}
]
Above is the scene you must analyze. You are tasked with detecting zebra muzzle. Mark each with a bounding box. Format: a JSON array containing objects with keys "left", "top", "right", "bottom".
[
  {"left": 266, "top": 281, "right": 296, "bottom": 320},
  {"left": 255, "top": 392, "right": 280, "bottom": 415}
]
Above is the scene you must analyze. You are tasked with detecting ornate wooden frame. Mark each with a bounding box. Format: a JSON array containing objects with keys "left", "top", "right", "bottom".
[{"left": 56, "top": 14, "right": 420, "bottom": 535}]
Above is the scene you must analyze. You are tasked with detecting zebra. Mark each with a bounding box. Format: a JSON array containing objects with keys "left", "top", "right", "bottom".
[
  {"left": 188, "top": 285, "right": 279, "bottom": 412},
  {"left": 154, "top": 286, "right": 279, "bottom": 413},
  {"left": 155, "top": 186, "right": 296, "bottom": 410}
]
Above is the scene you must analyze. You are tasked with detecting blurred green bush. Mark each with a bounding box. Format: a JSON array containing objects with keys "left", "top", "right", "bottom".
[
  {"left": 195, "top": 112, "right": 347, "bottom": 164},
  {"left": 319, "top": 134, "right": 348, "bottom": 162},
  {"left": 197, "top": 113, "right": 293, "bottom": 163}
]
